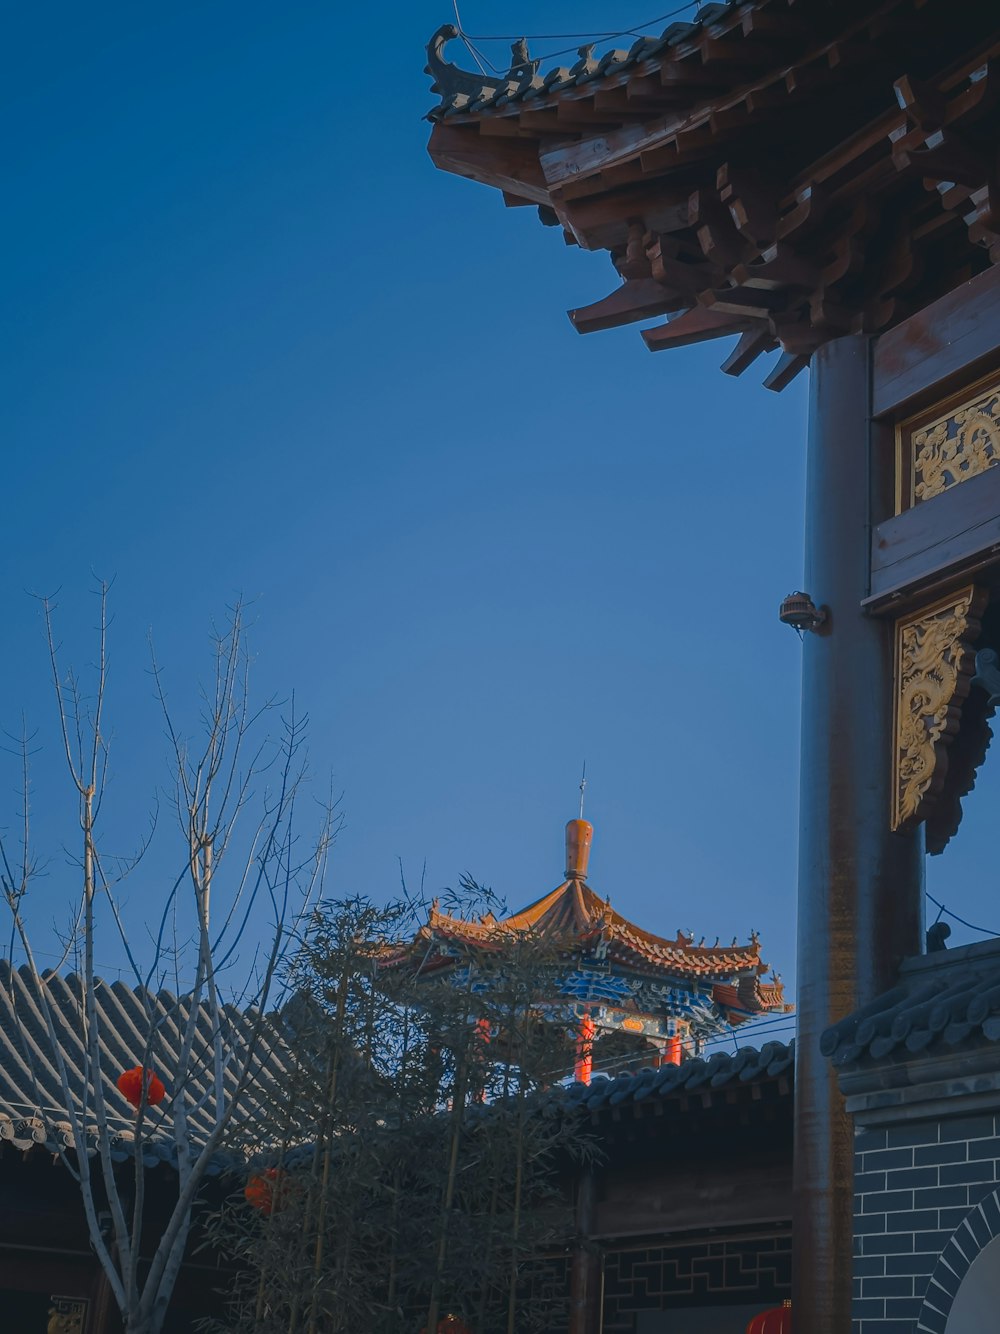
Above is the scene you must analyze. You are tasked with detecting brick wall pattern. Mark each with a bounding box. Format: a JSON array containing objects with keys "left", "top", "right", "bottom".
[{"left": 852, "top": 1112, "right": 1000, "bottom": 1332}]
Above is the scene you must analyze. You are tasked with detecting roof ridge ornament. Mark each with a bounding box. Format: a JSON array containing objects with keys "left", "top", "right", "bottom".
[
  {"left": 565, "top": 816, "right": 593, "bottom": 881},
  {"left": 425, "top": 25, "right": 540, "bottom": 106}
]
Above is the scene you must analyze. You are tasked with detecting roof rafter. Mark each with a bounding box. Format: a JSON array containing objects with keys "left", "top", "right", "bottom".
[{"left": 425, "top": 0, "right": 1000, "bottom": 388}]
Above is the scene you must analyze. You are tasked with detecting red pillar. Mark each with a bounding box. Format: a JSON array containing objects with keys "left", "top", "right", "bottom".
[{"left": 574, "top": 1014, "right": 595, "bottom": 1085}]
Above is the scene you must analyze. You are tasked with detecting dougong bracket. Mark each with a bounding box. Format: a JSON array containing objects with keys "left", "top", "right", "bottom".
[{"left": 892, "top": 585, "right": 988, "bottom": 834}]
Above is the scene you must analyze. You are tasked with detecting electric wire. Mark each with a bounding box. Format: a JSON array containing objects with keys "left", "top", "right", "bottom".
[
  {"left": 926, "top": 892, "right": 1000, "bottom": 941},
  {"left": 452, "top": 0, "right": 490, "bottom": 75},
  {"left": 451, "top": 0, "right": 702, "bottom": 72}
]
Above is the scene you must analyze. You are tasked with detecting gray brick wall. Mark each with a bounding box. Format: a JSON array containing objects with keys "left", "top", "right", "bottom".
[{"left": 852, "top": 1112, "right": 1000, "bottom": 1333}]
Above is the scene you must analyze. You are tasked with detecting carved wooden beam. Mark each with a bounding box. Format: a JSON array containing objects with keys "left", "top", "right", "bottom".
[
  {"left": 891, "top": 585, "right": 988, "bottom": 834},
  {"left": 719, "top": 328, "right": 776, "bottom": 376},
  {"left": 762, "top": 351, "right": 809, "bottom": 392},
  {"left": 690, "top": 189, "right": 752, "bottom": 268},
  {"left": 427, "top": 123, "right": 550, "bottom": 204},
  {"left": 568, "top": 278, "right": 686, "bottom": 334},
  {"left": 718, "top": 165, "right": 781, "bottom": 250},
  {"left": 641, "top": 305, "right": 755, "bottom": 351}
]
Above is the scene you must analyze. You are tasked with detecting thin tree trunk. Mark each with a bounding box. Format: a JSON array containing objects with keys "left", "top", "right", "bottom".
[
  {"left": 425, "top": 1015, "right": 471, "bottom": 1334},
  {"left": 505, "top": 1071, "right": 528, "bottom": 1334},
  {"left": 304, "top": 952, "right": 350, "bottom": 1334}
]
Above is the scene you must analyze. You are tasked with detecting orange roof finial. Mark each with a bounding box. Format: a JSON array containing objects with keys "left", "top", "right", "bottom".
[{"left": 565, "top": 816, "right": 593, "bottom": 880}]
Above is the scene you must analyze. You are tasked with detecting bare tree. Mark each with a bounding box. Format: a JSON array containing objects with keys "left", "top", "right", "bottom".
[
  {"left": 206, "top": 889, "right": 595, "bottom": 1334},
  {"left": 0, "top": 586, "right": 333, "bottom": 1334}
]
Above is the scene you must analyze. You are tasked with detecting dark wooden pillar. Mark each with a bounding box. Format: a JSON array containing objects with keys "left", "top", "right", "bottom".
[
  {"left": 794, "top": 334, "right": 924, "bottom": 1330},
  {"left": 567, "top": 1168, "right": 601, "bottom": 1334}
]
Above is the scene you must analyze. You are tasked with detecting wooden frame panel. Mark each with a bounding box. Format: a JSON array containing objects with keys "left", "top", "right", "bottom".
[
  {"left": 873, "top": 265, "right": 1000, "bottom": 419},
  {"left": 868, "top": 466, "right": 1000, "bottom": 608},
  {"left": 869, "top": 268, "right": 1000, "bottom": 610}
]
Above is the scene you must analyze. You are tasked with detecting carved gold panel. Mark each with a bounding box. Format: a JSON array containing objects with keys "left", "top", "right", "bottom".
[
  {"left": 47, "top": 1297, "right": 88, "bottom": 1334},
  {"left": 892, "top": 585, "right": 987, "bottom": 832},
  {"left": 896, "top": 370, "right": 1000, "bottom": 511}
]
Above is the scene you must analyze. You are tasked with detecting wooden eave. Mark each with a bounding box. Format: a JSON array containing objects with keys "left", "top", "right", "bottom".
[{"left": 426, "top": 0, "right": 1000, "bottom": 387}]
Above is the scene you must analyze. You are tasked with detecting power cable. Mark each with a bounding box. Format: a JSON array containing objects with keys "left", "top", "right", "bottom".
[
  {"left": 453, "top": 0, "right": 491, "bottom": 74},
  {"left": 453, "top": 1, "right": 702, "bottom": 70},
  {"left": 926, "top": 892, "right": 1000, "bottom": 941}
]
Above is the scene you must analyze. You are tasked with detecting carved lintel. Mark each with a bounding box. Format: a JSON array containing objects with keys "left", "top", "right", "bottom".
[{"left": 892, "top": 585, "right": 988, "bottom": 833}]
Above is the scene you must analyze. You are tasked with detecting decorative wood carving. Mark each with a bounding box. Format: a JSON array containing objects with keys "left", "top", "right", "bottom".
[
  {"left": 47, "top": 1297, "right": 88, "bottom": 1334},
  {"left": 892, "top": 585, "right": 987, "bottom": 833},
  {"left": 900, "top": 373, "right": 1000, "bottom": 509}
]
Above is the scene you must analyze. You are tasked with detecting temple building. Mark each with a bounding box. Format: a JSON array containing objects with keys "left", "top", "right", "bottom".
[
  {"left": 388, "top": 817, "right": 790, "bottom": 1080},
  {"left": 420, "top": 1, "right": 1000, "bottom": 1327}
]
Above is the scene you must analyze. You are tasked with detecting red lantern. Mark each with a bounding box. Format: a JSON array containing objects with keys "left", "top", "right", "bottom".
[
  {"left": 746, "top": 1300, "right": 792, "bottom": 1334},
  {"left": 245, "top": 1168, "right": 286, "bottom": 1216},
  {"left": 117, "top": 1066, "right": 166, "bottom": 1109}
]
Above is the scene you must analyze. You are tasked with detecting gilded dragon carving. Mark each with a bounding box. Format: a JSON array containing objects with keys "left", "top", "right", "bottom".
[
  {"left": 892, "top": 586, "right": 987, "bottom": 832},
  {"left": 912, "top": 379, "right": 1000, "bottom": 503}
]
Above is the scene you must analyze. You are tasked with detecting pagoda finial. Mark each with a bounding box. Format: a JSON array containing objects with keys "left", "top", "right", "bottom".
[
  {"left": 579, "top": 761, "right": 587, "bottom": 819},
  {"left": 565, "top": 816, "right": 593, "bottom": 880}
]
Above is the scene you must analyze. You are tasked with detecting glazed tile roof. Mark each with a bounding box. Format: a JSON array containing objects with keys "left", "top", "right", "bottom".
[
  {"left": 821, "top": 938, "right": 1000, "bottom": 1070},
  {"left": 389, "top": 857, "right": 791, "bottom": 1025},
  {"left": 0, "top": 961, "right": 294, "bottom": 1170},
  {"left": 426, "top": 2, "right": 750, "bottom": 121},
  {"left": 416, "top": 880, "right": 777, "bottom": 983}
]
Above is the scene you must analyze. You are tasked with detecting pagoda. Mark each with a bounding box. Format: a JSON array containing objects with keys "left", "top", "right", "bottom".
[{"left": 392, "top": 817, "right": 790, "bottom": 1080}]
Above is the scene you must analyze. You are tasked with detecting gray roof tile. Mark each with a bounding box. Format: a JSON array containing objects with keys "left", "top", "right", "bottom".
[
  {"left": 559, "top": 1038, "right": 793, "bottom": 1114},
  {"left": 0, "top": 961, "right": 293, "bottom": 1168},
  {"left": 425, "top": 3, "right": 744, "bottom": 120},
  {"left": 822, "top": 939, "right": 1000, "bottom": 1070}
]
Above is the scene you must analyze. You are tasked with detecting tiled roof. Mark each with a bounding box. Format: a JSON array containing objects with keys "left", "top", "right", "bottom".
[
  {"left": 397, "top": 884, "right": 790, "bottom": 1023},
  {"left": 385, "top": 874, "right": 792, "bottom": 1032},
  {"left": 0, "top": 961, "right": 792, "bottom": 1179},
  {"left": 0, "top": 961, "right": 294, "bottom": 1171},
  {"left": 821, "top": 938, "right": 1000, "bottom": 1070},
  {"left": 552, "top": 1038, "right": 794, "bottom": 1115},
  {"left": 418, "top": 882, "right": 771, "bottom": 979},
  {"left": 426, "top": 3, "right": 747, "bottom": 121}
]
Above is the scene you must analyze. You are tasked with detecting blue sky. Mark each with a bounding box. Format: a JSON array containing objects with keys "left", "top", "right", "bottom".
[{"left": 4, "top": 1, "right": 998, "bottom": 1031}]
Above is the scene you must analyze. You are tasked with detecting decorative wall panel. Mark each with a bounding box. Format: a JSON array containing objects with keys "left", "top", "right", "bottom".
[
  {"left": 892, "top": 586, "right": 987, "bottom": 832},
  {"left": 601, "top": 1232, "right": 791, "bottom": 1333},
  {"left": 897, "top": 373, "right": 1000, "bottom": 511}
]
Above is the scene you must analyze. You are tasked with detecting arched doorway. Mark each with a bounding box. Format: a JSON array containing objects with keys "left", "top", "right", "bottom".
[{"left": 946, "top": 1234, "right": 1000, "bottom": 1332}]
